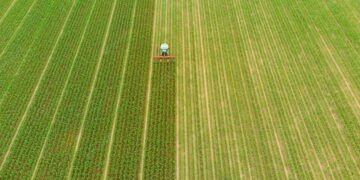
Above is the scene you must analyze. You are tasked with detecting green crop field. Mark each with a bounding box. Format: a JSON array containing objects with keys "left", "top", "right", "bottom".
[{"left": 0, "top": 0, "right": 359, "bottom": 179}]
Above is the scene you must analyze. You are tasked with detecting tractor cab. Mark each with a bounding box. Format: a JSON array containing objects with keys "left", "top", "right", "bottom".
[
  {"left": 160, "top": 43, "right": 169, "bottom": 56},
  {"left": 154, "top": 42, "right": 176, "bottom": 60}
]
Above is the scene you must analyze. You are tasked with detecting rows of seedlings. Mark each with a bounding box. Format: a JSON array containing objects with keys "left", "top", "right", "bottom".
[
  {"left": 33, "top": 1, "right": 118, "bottom": 178},
  {"left": 0, "top": 1, "right": 99, "bottom": 178},
  {"left": 106, "top": 0, "right": 156, "bottom": 178},
  {"left": 69, "top": 0, "right": 137, "bottom": 178},
  {"left": 143, "top": 62, "right": 176, "bottom": 179},
  {"left": 0, "top": 1, "right": 74, "bottom": 176}
]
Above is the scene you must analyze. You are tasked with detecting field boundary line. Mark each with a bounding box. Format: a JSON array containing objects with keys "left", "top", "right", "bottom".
[
  {"left": 0, "top": 0, "right": 38, "bottom": 70},
  {"left": 0, "top": 0, "right": 18, "bottom": 26},
  {"left": 66, "top": 0, "right": 118, "bottom": 178},
  {"left": 0, "top": 0, "right": 76, "bottom": 172},
  {"left": 168, "top": 1, "right": 181, "bottom": 179},
  {"left": 138, "top": 0, "right": 158, "bottom": 178},
  {"left": 102, "top": 0, "right": 138, "bottom": 179},
  {"left": 29, "top": 1, "right": 97, "bottom": 179}
]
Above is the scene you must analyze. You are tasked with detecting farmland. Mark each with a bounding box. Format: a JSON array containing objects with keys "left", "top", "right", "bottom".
[{"left": 0, "top": 0, "right": 359, "bottom": 179}]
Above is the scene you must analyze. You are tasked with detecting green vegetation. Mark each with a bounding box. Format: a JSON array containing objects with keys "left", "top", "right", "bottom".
[
  {"left": 171, "top": 0, "right": 359, "bottom": 178},
  {"left": 0, "top": 0, "right": 358, "bottom": 179},
  {"left": 144, "top": 62, "right": 176, "bottom": 179},
  {"left": 106, "top": 0, "right": 155, "bottom": 178}
]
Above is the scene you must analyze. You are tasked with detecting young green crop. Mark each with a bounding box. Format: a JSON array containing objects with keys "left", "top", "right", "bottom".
[{"left": 143, "top": 62, "right": 176, "bottom": 179}]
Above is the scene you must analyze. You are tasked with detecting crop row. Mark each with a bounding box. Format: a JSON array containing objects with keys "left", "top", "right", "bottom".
[
  {"left": 0, "top": 0, "right": 34, "bottom": 56},
  {"left": 241, "top": 0, "right": 359, "bottom": 177},
  {"left": 33, "top": 1, "right": 123, "bottom": 178},
  {"left": 0, "top": 2, "right": 49, "bottom": 106},
  {"left": 0, "top": 0, "right": 73, "bottom": 174},
  {"left": 0, "top": 0, "right": 94, "bottom": 178},
  {"left": 0, "top": 0, "right": 45, "bottom": 102},
  {"left": 105, "top": 0, "right": 156, "bottom": 178},
  {"left": 202, "top": 0, "right": 327, "bottom": 178},
  {"left": 143, "top": 62, "right": 176, "bottom": 179},
  {"left": 0, "top": 0, "right": 15, "bottom": 18},
  {"left": 68, "top": 0, "right": 138, "bottom": 179},
  {"left": 178, "top": 0, "right": 360, "bottom": 178},
  {"left": 270, "top": 0, "right": 359, "bottom": 177}
]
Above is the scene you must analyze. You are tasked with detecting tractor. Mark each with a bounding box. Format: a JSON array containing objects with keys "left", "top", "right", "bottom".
[{"left": 154, "top": 42, "right": 176, "bottom": 59}]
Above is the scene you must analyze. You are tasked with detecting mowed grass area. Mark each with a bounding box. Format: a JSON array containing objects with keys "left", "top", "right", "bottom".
[{"left": 0, "top": 0, "right": 359, "bottom": 179}]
